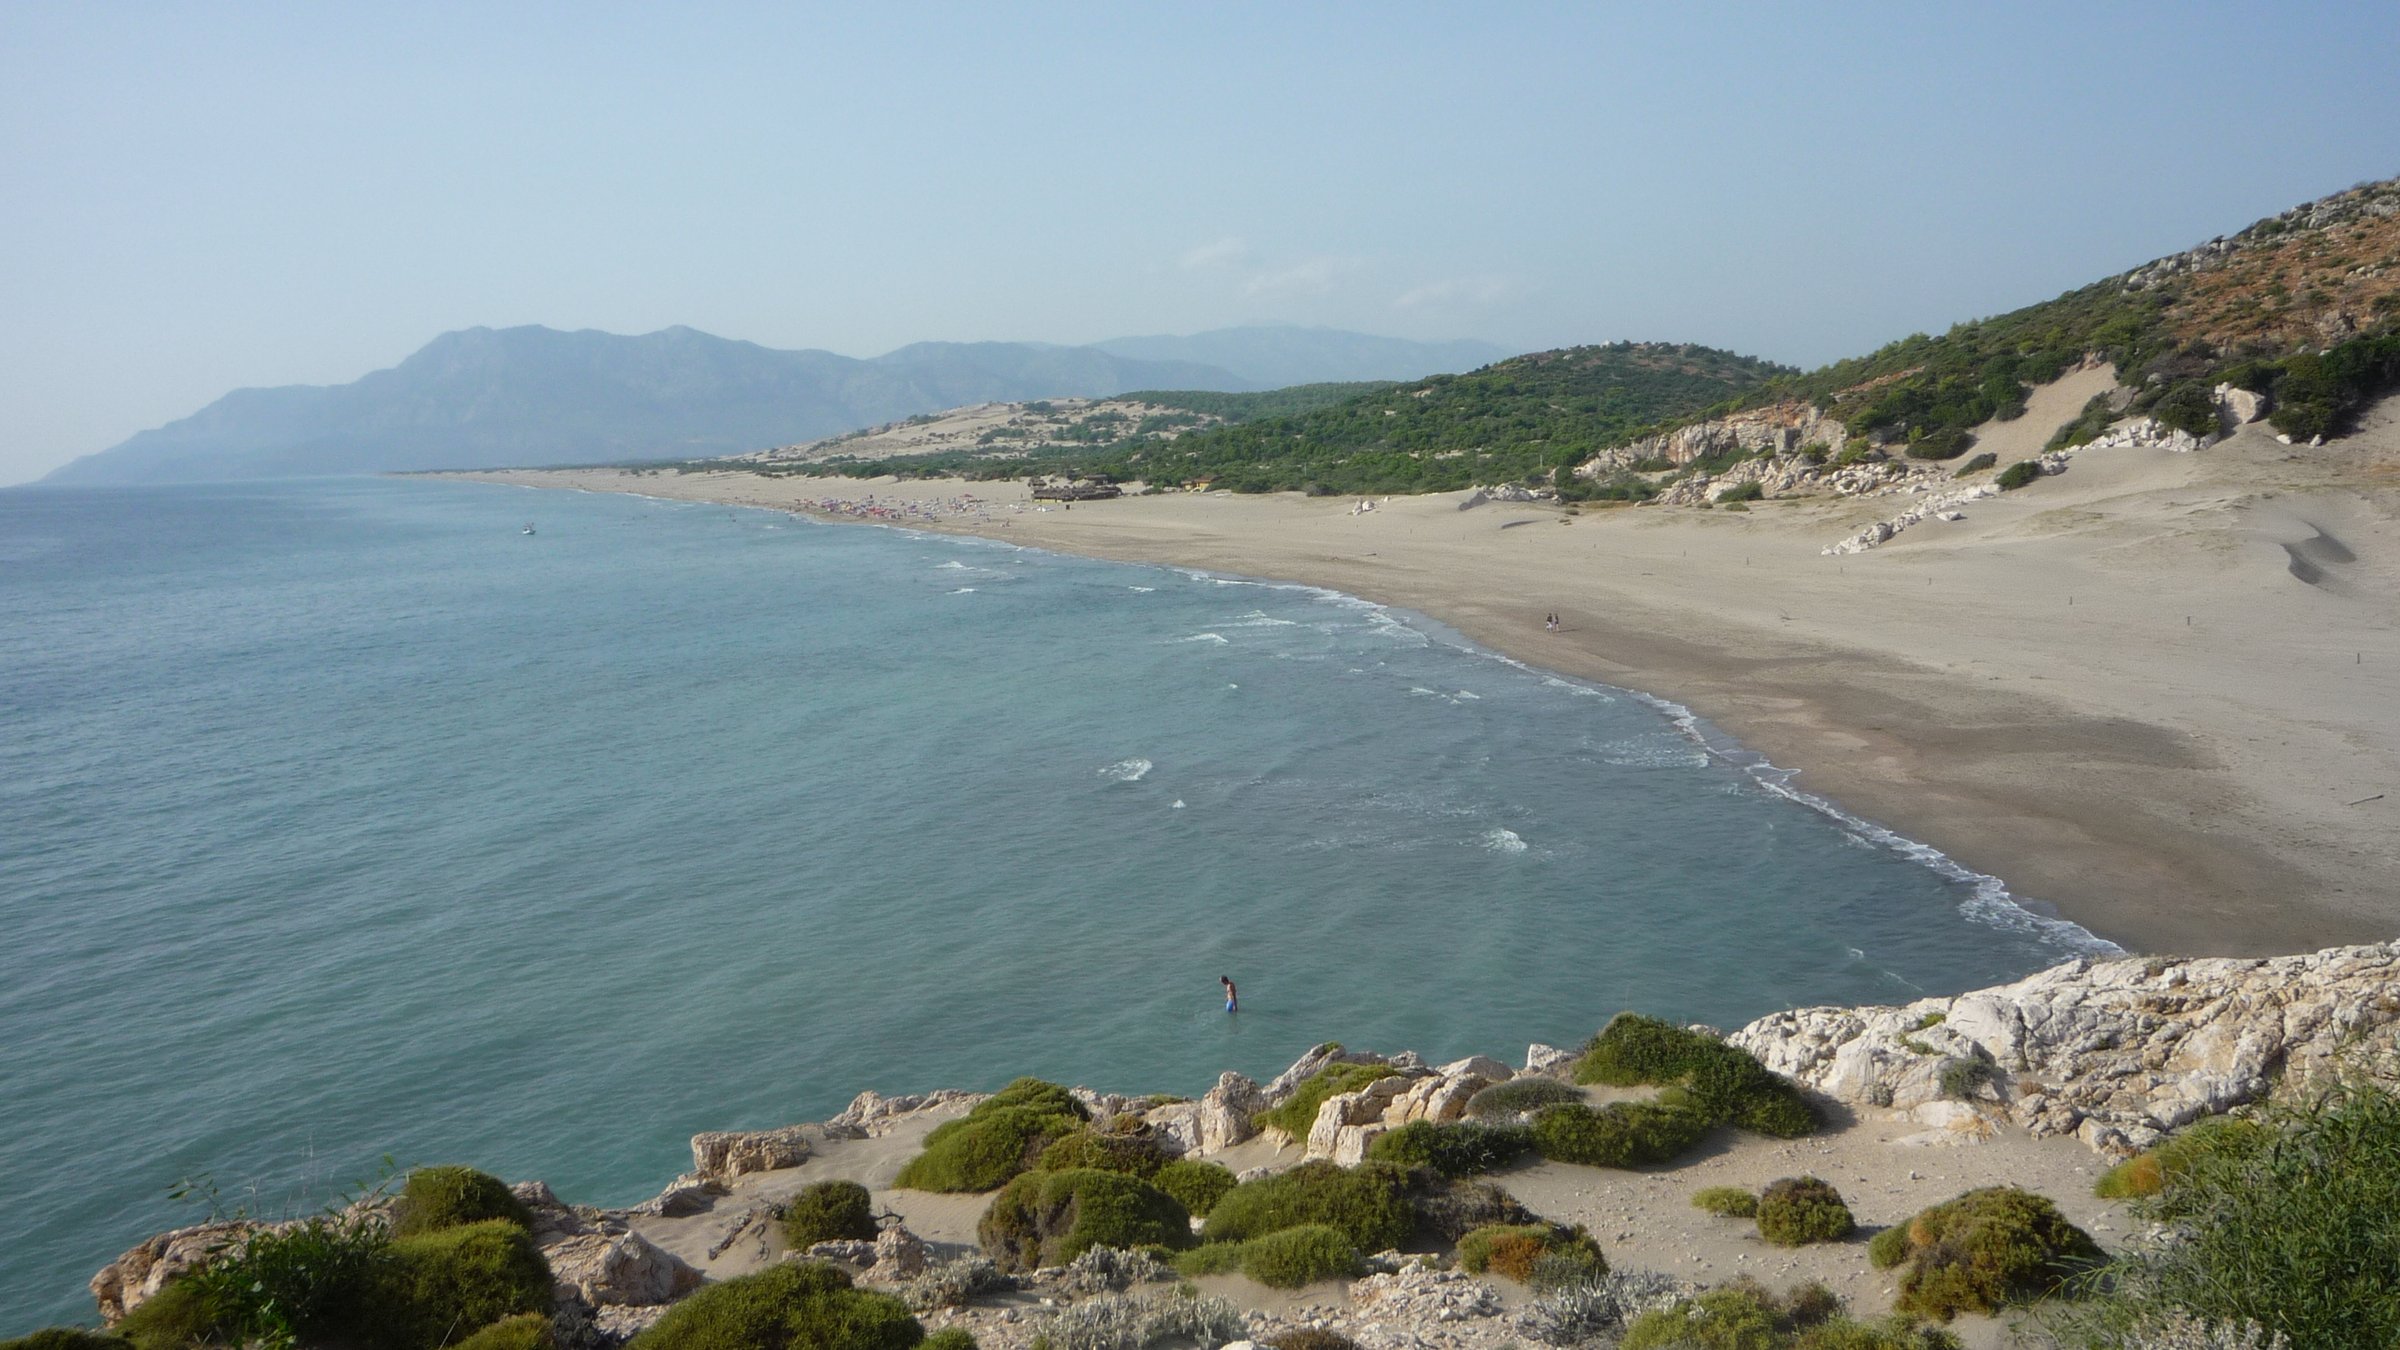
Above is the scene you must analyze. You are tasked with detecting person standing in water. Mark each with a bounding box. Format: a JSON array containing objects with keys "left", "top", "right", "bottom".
[{"left": 1220, "top": 975, "right": 1238, "bottom": 1013}]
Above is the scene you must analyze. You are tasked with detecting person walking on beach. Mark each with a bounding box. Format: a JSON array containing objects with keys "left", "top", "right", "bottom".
[{"left": 1220, "top": 975, "right": 1238, "bottom": 1014}]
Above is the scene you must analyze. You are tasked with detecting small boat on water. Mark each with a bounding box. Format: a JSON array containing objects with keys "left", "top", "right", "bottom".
[{"left": 522, "top": 522, "right": 536, "bottom": 535}]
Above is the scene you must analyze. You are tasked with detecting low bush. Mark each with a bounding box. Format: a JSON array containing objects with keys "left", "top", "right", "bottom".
[
  {"left": 1573, "top": 1014, "right": 1818, "bottom": 1138},
  {"left": 897, "top": 1101, "right": 1084, "bottom": 1194},
  {"left": 977, "top": 1168, "right": 1193, "bottom": 1272},
  {"left": 629, "top": 1261, "right": 923, "bottom": 1350},
  {"left": 1717, "top": 481, "right": 1766, "bottom": 504},
  {"left": 0, "top": 1333, "right": 132, "bottom": 1350},
  {"left": 2147, "top": 380, "right": 2219, "bottom": 439},
  {"left": 1880, "top": 1187, "right": 2102, "bottom": 1321},
  {"left": 393, "top": 1166, "right": 534, "bottom": 1238},
  {"left": 1692, "top": 1186, "right": 1759, "bottom": 1218},
  {"left": 1152, "top": 1159, "right": 1237, "bottom": 1217},
  {"left": 1755, "top": 1177, "right": 1854, "bottom": 1247},
  {"left": 920, "top": 1332, "right": 976, "bottom": 1350},
  {"left": 2047, "top": 393, "right": 2120, "bottom": 451},
  {"left": 1529, "top": 1101, "right": 1711, "bottom": 1168},
  {"left": 2091, "top": 1115, "right": 2265, "bottom": 1204},
  {"left": 452, "top": 1314, "right": 554, "bottom": 1350},
  {"left": 1038, "top": 1130, "right": 1171, "bottom": 1180},
  {"left": 1953, "top": 453, "right": 1997, "bottom": 477},
  {"left": 2058, "top": 1086, "right": 2400, "bottom": 1350},
  {"left": 1904, "top": 428, "right": 1976, "bottom": 461},
  {"left": 1366, "top": 1120, "right": 1530, "bottom": 1177},
  {"left": 1621, "top": 1279, "right": 1962, "bottom": 1350},
  {"left": 1868, "top": 1225, "right": 1912, "bottom": 1270},
  {"left": 113, "top": 1280, "right": 216, "bottom": 1350},
  {"left": 1200, "top": 1160, "right": 1414, "bottom": 1253},
  {"left": 1463, "top": 1077, "right": 1584, "bottom": 1120},
  {"left": 1024, "top": 1289, "right": 1242, "bottom": 1350},
  {"left": 1936, "top": 1058, "right": 1995, "bottom": 1102},
  {"left": 1255, "top": 1064, "right": 1400, "bottom": 1140},
  {"left": 132, "top": 1214, "right": 390, "bottom": 1350},
  {"left": 1456, "top": 1223, "right": 1605, "bottom": 1285},
  {"left": 380, "top": 1220, "right": 553, "bottom": 1349},
  {"left": 784, "top": 1179, "right": 879, "bottom": 1248},
  {"left": 894, "top": 1256, "right": 1013, "bottom": 1312},
  {"left": 1995, "top": 460, "right": 2042, "bottom": 490},
  {"left": 1411, "top": 1176, "right": 1532, "bottom": 1241},
  {"left": 981, "top": 1078, "right": 1091, "bottom": 1121},
  {"left": 1231, "top": 1224, "right": 1365, "bottom": 1288}
]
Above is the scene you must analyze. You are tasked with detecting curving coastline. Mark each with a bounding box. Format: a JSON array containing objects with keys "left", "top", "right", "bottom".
[{"left": 445, "top": 393, "right": 2400, "bottom": 959}]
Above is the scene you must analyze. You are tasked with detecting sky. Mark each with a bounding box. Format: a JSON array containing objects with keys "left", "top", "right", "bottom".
[{"left": 5, "top": 3, "right": 2399, "bottom": 485}]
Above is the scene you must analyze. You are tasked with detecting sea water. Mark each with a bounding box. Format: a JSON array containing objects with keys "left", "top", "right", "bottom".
[{"left": 0, "top": 479, "right": 2108, "bottom": 1328}]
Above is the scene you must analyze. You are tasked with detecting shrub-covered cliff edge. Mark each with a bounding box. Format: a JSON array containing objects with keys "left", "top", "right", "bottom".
[{"left": 42, "top": 942, "right": 2400, "bottom": 1350}]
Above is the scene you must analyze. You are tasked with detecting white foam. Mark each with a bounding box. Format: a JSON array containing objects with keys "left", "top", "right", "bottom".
[
  {"left": 1481, "top": 828, "right": 1528, "bottom": 854},
  {"left": 1128, "top": 586, "right": 1156, "bottom": 593},
  {"left": 1453, "top": 690, "right": 1480, "bottom": 700},
  {"left": 1225, "top": 609, "right": 1300, "bottom": 628},
  {"left": 1171, "top": 799, "right": 1185, "bottom": 809},
  {"left": 947, "top": 587, "right": 977, "bottom": 594},
  {"left": 1173, "top": 632, "right": 1230, "bottom": 646},
  {"left": 1099, "top": 758, "right": 1153, "bottom": 783}
]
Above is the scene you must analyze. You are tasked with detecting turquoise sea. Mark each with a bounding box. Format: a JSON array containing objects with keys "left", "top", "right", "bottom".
[{"left": 0, "top": 478, "right": 2110, "bottom": 1328}]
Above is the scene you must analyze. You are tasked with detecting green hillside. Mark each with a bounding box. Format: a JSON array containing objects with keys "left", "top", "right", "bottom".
[
  {"left": 1738, "top": 176, "right": 2400, "bottom": 451},
  {"left": 788, "top": 343, "right": 1791, "bottom": 494}
]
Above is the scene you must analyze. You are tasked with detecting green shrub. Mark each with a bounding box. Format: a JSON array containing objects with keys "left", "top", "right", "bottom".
[
  {"left": 1456, "top": 1223, "right": 1604, "bottom": 1285},
  {"left": 1792, "top": 1319, "right": 1962, "bottom": 1349},
  {"left": 1622, "top": 1285, "right": 1783, "bottom": 1349},
  {"left": 393, "top": 1166, "right": 534, "bottom": 1238},
  {"left": 919, "top": 1331, "right": 976, "bottom": 1350},
  {"left": 1232, "top": 1224, "right": 1364, "bottom": 1288},
  {"left": 1463, "top": 1078, "right": 1584, "bottom": 1120},
  {"left": 897, "top": 1105, "right": 1084, "bottom": 1193},
  {"left": 1573, "top": 1014, "right": 1817, "bottom": 1137},
  {"left": 0, "top": 1332, "right": 133, "bottom": 1350},
  {"left": 1717, "top": 481, "right": 1765, "bottom": 504},
  {"left": 1883, "top": 1188, "right": 2102, "bottom": 1320},
  {"left": 1995, "top": 461, "right": 2042, "bottom": 490},
  {"left": 1529, "top": 1101, "right": 1711, "bottom": 1168},
  {"left": 1256, "top": 1064, "right": 1400, "bottom": 1139},
  {"left": 1152, "top": 1159, "right": 1237, "bottom": 1217},
  {"left": 1037, "top": 1129, "right": 1170, "bottom": 1180},
  {"left": 2147, "top": 380, "right": 2219, "bottom": 438},
  {"left": 1366, "top": 1121, "right": 1530, "bottom": 1177},
  {"left": 153, "top": 1215, "right": 389, "bottom": 1350},
  {"left": 1904, "top": 428, "right": 1975, "bottom": 460},
  {"left": 1692, "top": 1186, "right": 1758, "bottom": 1218},
  {"left": 2047, "top": 393, "right": 2119, "bottom": 451},
  {"left": 1936, "top": 1058, "right": 1995, "bottom": 1102},
  {"left": 1200, "top": 1160, "right": 1414, "bottom": 1253},
  {"left": 980, "top": 1078, "right": 1091, "bottom": 1121},
  {"left": 114, "top": 1280, "right": 215, "bottom": 1350},
  {"left": 1953, "top": 453, "right": 1997, "bottom": 477},
  {"left": 1867, "top": 1226, "right": 1911, "bottom": 1269},
  {"left": 452, "top": 1313, "right": 555, "bottom": 1350},
  {"left": 976, "top": 1168, "right": 1193, "bottom": 1272},
  {"left": 382, "top": 1220, "right": 553, "bottom": 1348},
  {"left": 2061, "top": 1086, "right": 2400, "bottom": 1349},
  {"left": 2091, "top": 1116, "right": 2266, "bottom": 1203},
  {"left": 784, "top": 1179, "right": 879, "bottom": 1248},
  {"left": 629, "top": 1261, "right": 923, "bottom": 1350},
  {"left": 1755, "top": 1177, "right": 1854, "bottom": 1247}
]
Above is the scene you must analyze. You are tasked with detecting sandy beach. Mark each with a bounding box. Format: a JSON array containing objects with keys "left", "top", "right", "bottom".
[{"left": 447, "top": 385, "right": 2400, "bottom": 956}]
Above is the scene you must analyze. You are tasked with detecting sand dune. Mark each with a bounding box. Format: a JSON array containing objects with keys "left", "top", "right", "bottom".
[{"left": 449, "top": 392, "right": 2400, "bottom": 955}]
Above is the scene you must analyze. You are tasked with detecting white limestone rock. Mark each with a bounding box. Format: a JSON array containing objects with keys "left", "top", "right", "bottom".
[
  {"left": 546, "top": 1228, "right": 704, "bottom": 1307},
  {"left": 690, "top": 1125, "right": 812, "bottom": 1181},
  {"left": 1730, "top": 942, "right": 2400, "bottom": 1152}
]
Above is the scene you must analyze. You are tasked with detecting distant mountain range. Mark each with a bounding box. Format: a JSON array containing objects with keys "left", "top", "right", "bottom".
[{"left": 43, "top": 325, "right": 1513, "bottom": 485}]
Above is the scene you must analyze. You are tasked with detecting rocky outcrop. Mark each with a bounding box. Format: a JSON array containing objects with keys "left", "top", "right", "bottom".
[
  {"left": 1591, "top": 402, "right": 1846, "bottom": 471},
  {"left": 1729, "top": 942, "right": 2400, "bottom": 1154},
  {"left": 690, "top": 1124, "right": 813, "bottom": 1181},
  {"left": 824, "top": 1088, "right": 988, "bottom": 1138},
  {"left": 547, "top": 1229, "right": 704, "bottom": 1307},
  {"left": 1302, "top": 1055, "right": 1515, "bottom": 1165},
  {"left": 91, "top": 1221, "right": 262, "bottom": 1323}
]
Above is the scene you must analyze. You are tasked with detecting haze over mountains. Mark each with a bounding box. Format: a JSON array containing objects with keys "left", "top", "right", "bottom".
[{"left": 42, "top": 325, "right": 1512, "bottom": 485}]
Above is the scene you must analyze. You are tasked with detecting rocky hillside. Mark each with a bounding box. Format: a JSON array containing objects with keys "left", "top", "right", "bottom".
[{"left": 79, "top": 942, "right": 2400, "bottom": 1348}]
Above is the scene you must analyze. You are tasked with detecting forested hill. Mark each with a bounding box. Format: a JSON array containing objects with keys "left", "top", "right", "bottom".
[{"left": 799, "top": 343, "right": 1793, "bottom": 494}]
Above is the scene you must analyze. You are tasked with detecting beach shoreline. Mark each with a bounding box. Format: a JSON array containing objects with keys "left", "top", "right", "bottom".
[{"left": 440, "top": 404, "right": 2399, "bottom": 957}]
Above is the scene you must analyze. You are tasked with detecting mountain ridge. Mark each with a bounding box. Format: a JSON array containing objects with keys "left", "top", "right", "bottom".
[{"left": 40, "top": 325, "right": 1511, "bottom": 485}]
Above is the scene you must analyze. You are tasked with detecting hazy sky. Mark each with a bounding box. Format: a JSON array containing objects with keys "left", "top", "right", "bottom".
[{"left": 5, "top": 3, "right": 2399, "bottom": 485}]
